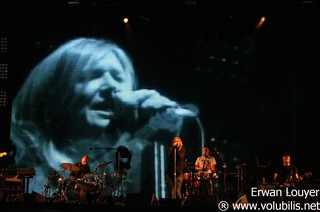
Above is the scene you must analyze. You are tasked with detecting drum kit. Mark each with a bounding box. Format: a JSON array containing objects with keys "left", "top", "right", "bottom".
[
  {"left": 182, "top": 162, "right": 219, "bottom": 197},
  {"left": 43, "top": 161, "right": 116, "bottom": 204}
]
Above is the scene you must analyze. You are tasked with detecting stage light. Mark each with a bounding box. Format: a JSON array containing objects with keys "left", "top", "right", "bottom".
[
  {"left": 123, "top": 18, "right": 129, "bottom": 24},
  {"left": 255, "top": 16, "right": 266, "bottom": 30}
]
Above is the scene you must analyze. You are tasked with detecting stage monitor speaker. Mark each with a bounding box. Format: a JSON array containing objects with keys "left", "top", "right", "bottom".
[
  {"left": 125, "top": 193, "right": 159, "bottom": 206},
  {"left": 185, "top": 195, "right": 218, "bottom": 207},
  {"left": 235, "top": 194, "right": 248, "bottom": 204}
]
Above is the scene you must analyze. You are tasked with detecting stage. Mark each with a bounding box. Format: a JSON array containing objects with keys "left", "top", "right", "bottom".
[{"left": 0, "top": 196, "right": 220, "bottom": 211}]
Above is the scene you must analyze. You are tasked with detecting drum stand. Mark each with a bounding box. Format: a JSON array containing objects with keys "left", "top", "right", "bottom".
[
  {"left": 43, "top": 179, "right": 52, "bottom": 198},
  {"left": 236, "top": 162, "right": 247, "bottom": 198},
  {"left": 60, "top": 184, "right": 71, "bottom": 203},
  {"left": 182, "top": 172, "right": 193, "bottom": 200},
  {"left": 182, "top": 179, "right": 190, "bottom": 200},
  {"left": 215, "top": 148, "right": 227, "bottom": 200},
  {"left": 51, "top": 178, "right": 70, "bottom": 203},
  {"left": 101, "top": 168, "right": 107, "bottom": 196},
  {"left": 43, "top": 169, "right": 63, "bottom": 201},
  {"left": 111, "top": 151, "right": 127, "bottom": 204}
]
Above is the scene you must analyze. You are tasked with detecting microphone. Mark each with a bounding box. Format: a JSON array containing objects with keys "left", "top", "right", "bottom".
[{"left": 166, "top": 104, "right": 198, "bottom": 118}]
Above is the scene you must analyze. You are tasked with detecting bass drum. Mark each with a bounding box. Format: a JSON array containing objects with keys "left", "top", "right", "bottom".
[
  {"left": 74, "top": 180, "right": 100, "bottom": 197},
  {"left": 64, "top": 179, "right": 99, "bottom": 202},
  {"left": 192, "top": 180, "right": 201, "bottom": 195},
  {"left": 64, "top": 179, "right": 79, "bottom": 201}
]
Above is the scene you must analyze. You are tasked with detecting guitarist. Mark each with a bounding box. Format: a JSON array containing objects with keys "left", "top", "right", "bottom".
[{"left": 273, "top": 152, "right": 301, "bottom": 189}]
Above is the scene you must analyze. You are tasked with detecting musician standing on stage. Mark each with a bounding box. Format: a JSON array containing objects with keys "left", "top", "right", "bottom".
[
  {"left": 273, "top": 152, "right": 300, "bottom": 188},
  {"left": 69, "top": 155, "right": 91, "bottom": 203},
  {"left": 165, "top": 137, "right": 186, "bottom": 199},
  {"left": 195, "top": 144, "right": 217, "bottom": 195}
]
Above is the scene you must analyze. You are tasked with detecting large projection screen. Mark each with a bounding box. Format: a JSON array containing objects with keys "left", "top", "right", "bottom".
[{"left": 1, "top": 1, "right": 320, "bottom": 202}]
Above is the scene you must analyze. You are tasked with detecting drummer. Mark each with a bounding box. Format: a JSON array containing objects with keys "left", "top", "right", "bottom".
[
  {"left": 194, "top": 144, "right": 217, "bottom": 195},
  {"left": 69, "top": 155, "right": 92, "bottom": 203}
]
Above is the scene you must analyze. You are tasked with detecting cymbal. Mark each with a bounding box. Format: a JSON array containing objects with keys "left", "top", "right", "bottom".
[{"left": 61, "top": 163, "right": 80, "bottom": 172}]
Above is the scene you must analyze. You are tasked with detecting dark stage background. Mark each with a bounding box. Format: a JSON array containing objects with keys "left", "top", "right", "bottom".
[{"left": 1, "top": 0, "right": 320, "bottom": 202}]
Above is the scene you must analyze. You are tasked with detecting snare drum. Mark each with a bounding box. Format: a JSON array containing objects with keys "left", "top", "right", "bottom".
[
  {"left": 203, "top": 173, "right": 212, "bottom": 180},
  {"left": 64, "top": 179, "right": 78, "bottom": 200},
  {"left": 204, "top": 172, "right": 219, "bottom": 181},
  {"left": 193, "top": 172, "right": 203, "bottom": 180}
]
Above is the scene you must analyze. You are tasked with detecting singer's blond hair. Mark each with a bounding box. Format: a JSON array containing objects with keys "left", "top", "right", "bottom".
[{"left": 172, "top": 136, "right": 182, "bottom": 144}]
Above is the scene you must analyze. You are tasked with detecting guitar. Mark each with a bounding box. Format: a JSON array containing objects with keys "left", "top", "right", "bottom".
[
  {"left": 290, "top": 172, "right": 312, "bottom": 183},
  {"left": 296, "top": 172, "right": 312, "bottom": 181},
  {"left": 0, "top": 152, "right": 7, "bottom": 157},
  {"left": 280, "top": 172, "right": 312, "bottom": 188}
]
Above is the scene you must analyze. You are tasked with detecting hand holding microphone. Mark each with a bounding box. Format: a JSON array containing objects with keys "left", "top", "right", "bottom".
[
  {"left": 113, "top": 89, "right": 177, "bottom": 120},
  {"left": 112, "top": 89, "right": 198, "bottom": 130},
  {"left": 172, "top": 142, "right": 178, "bottom": 149}
]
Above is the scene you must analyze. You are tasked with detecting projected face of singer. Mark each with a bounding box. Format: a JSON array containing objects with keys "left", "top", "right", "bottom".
[
  {"left": 72, "top": 51, "right": 134, "bottom": 130},
  {"left": 71, "top": 52, "right": 180, "bottom": 136}
]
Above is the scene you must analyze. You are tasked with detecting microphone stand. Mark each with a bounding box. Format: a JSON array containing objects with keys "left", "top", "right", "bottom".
[
  {"left": 117, "top": 150, "right": 125, "bottom": 203},
  {"left": 215, "top": 148, "right": 227, "bottom": 199},
  {"left": 173, "top": 147, "right": 177, "bottom": 199}
]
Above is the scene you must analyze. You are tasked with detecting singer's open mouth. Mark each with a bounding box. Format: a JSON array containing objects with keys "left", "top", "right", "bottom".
[
  {"left": 85, "top": 108, "right": 115, "bottom": 128},
  {"left": 91, "top": 100, "right": 113, "bottom": 110},
  {"left": 92, "top": 109, "right": 115, "bottom": 118}
]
